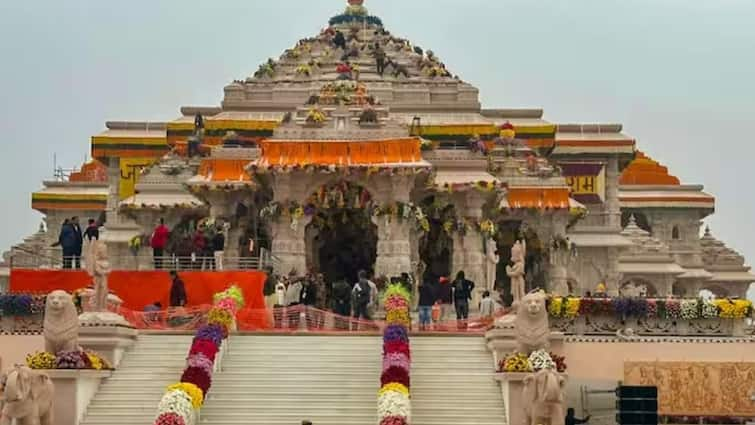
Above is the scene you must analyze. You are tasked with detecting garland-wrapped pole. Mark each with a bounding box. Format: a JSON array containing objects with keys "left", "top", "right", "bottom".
[
  {"left": 153, "top": 285, "right": 245, "bottom": 425},
  {"left": 378, "top": 284, "right": 412, "bottom": 425}
]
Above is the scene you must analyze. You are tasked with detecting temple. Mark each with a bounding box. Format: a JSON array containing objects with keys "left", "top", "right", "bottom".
[{"left": 3, "top": 0, "right": 752, "bottom": 304}]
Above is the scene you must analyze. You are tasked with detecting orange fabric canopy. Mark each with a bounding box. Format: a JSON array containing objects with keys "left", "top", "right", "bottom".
[
  {"left": 197, "top": 159, "right": 252, "bottom": 182},
  {"left": 9, "top": 270, "right": 267, "bottom": 314},
  {"left": 258, "top": 138, "right": 422, "bottom": 167},
  {"left": 506, "top": 187, "right": 570, "bottom": 209},
  {"left": 620, "top": 151, "right": 681, "bottom": 185}
]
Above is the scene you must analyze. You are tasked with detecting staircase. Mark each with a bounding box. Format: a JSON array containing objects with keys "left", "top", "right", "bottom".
[
  {"left": 201, "top": 335, "right": 381, "bottom": 425},
  {"left": 81, "top": 334, "right": 194, "bottom": 425},
  {"left": 412, "top": 336, "right": 506, "bottom": 425},
  {"left": 201, "top": 334, "right": 505, "bottom": 425}
]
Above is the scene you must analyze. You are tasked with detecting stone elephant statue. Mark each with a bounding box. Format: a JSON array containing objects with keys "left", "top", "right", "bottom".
[
  {"left": 522, "top": 369, "right": 565, "bottom": 425},
  {"left": 0, "top": 365, "right": 54, "bottom": 425}
]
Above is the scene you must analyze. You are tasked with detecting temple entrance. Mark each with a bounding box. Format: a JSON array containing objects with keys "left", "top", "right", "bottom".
[
  {"left": 494, "top": 220, "right": 546, "bottom": 305},
  {"left": 304, "top": 181, "right": 377, "bottom": 284},
  {"left": 418, "top": 196, "right": 454, "bottom": 283}
]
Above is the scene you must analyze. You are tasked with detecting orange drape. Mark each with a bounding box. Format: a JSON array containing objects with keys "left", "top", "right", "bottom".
[
  {"left": 197, "top": 159, "right": 251, "bottom": 182},
  {"left": 507, "top": 188, "right": 570, "bottom": 209},
  {"left": 9, "top": 269, "right": 267, "bottom": 313},
  {"left": 259, "top": 138, "right": 421, "bottom": 166}
]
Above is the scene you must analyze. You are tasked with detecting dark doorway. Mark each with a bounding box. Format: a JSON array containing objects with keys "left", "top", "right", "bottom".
[
  {"left": 309, "top": 208, "right": 377, "bottom": 285},
  {"left": 418, "top": 196, "right": 454, "bottom": 283}
]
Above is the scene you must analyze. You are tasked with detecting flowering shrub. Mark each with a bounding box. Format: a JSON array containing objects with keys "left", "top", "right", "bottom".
[
  {"left": 714, "top": 299, "right": 753, "bottom": 319},
  {"left": 380, "top": 416, "right": 409, "bottom": 425},
  {"left": 701, "top": 301, "right": 720, "bottom": 319},
  {"left": 680, "top": 299, "right": 699, "bottom": 320},
  {"left": 548, "top": 297, "right": 580, "bottom": 319},
  {"left": 55, "top": 351, "right": 92, "bottom": 369},
  {"left": 167, "top": 383, "right": 203, "bottom": 409},
  {"left": 549, "top": 352, "right": 568, "bottom": 373},
  {"left": 26, "top": 351, "right": 56, "bottom": 369},
  {"left": 499, "top": 353, "right": 532, "bottom": 373},
  {"left": 157, "top": 390, "right": 194, "bottom": 425},
  {"left": 0, "top": 294, "right": 44, "bottom": 317},
  {"left": 207, "top": 307, "right": 234, "bottom": 330},
  {"left": 384, "top": 325, "right": 409, "bottom": 343},
  {"left": 194, "top": 324, "right": 224, "bottom": 347},
  {"left": 180, "top": 367, "right": 211, "bottom": 395},
  {"left": 528, "top": 350, "right": 556, "bottom": 371}
]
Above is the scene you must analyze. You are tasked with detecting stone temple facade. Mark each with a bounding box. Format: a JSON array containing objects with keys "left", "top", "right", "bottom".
[{"left": 6, "top": 0, "right": 753, "bottom": 303}]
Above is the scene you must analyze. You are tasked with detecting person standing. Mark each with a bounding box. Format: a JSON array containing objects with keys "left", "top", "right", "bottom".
[
  {"left": 84, "top": 218, "right": 99, "bottom": 241},
  {"left": 150, "top": 218, "right": 170, "bottom": 270},
  {"left": 331, "top": 278, "right": 351, "bottom": 330},
  {"left": 169, "top": 271, "right": 187, "bottom": 308},
  {"left": 300, "top": 276, "right": 321, "bottom": 329},
  {"left": 210, "top": 227, "right": 225, "bottom": 270},
  {"left": 352, "top": 270, "right": 372, "bottom": 329},
  {"left": 57, "top": 219, "right": 76, "bottom": 269},
  {"left": 273, "top": 276, "right": 287, "bottom": 329},
  {"left": 451, "top": 271, "right": 475, "bottom": 324},
  {"left": 417, "top": 278, "right": 437, "bottom": 331},
  {"left": 373, "top": 44, "right": 387, "bottom": 76},
  {"left": 192, "top": 228, "right": 207, "bottom": 270},
  {"left": 70, "top": 216, "right": 84, "bottom": 269},
  {"left": 285, "top": 272, "right": 304, "bottom": 329}
]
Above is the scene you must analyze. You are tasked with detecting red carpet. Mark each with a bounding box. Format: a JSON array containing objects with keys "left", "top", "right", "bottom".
[{"left": 9, "top": 269, "right": 267, "bottom": 312}]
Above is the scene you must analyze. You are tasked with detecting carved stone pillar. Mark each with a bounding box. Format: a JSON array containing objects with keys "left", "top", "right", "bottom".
[
  {"left": 100, "top": 158, "right": 141, "bottom": 270},
  {"left": 605, "top": 247, "right": 621, "bottom": 296},
  {"left": 270, "top": 217, "right": 311, "bottom": 275},
  {"left": 451, "top": 191, "right": 487, "bottom": 310},
  {"left": 374, "top": 217, "right": 412, "bottom": 278},
  {"left": 605, "top": 157, "right": 621, "bottom": 230},
  {"left": 373, "top": 175, "right": 415, "bottom": 279}
]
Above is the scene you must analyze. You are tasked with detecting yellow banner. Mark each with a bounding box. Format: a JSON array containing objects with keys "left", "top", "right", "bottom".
[
  {"left": 119, "top": 158, "right": 156, "bottom": 200},
  {"left": 566, "top": 171, "right": 605, "bottom": 199}
]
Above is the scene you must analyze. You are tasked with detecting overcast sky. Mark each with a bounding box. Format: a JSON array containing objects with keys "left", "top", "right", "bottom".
[{"left": 1, "top": 0, "right": 753, "bottom": 297}]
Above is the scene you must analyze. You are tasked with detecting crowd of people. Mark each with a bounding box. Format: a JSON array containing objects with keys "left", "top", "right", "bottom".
[
  {"left": 54, "top": 216, "right": 99, "bottom": 269},
  {"left": 262, "top": 267, "right": 501, "bottom": 331},
  {"left": 150, "top": 218, "right": 227, "bottom": 271}
]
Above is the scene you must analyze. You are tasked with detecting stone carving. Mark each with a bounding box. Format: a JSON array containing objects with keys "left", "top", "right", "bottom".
[
  {"left": 522, "top": 369, "right": 566, "bottom": 425},
  {"left": 507, "top": 240, "right": 526, "bottom": 304},
  {"left": 485, "top": 238, "right": 499, "bottom": 291},
  {"left": 515, "top": 291, "right": 550, "bottom": 355},
  {"left": 0, "top": 365, "right": 54, "bottom": 425},
  {"left": 85, "top": 240, "right": 111, "bottom": 312},
  {"left": 625, "top": 362, "right": 755, "bottom": 416},
  {"left": 43, "top": 290, "right": 80, "bottom": 354}
]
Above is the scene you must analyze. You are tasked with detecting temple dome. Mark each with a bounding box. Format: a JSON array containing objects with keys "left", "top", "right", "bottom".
[{"left": 620, "top": 151, "right": 680, "bottom": 185}]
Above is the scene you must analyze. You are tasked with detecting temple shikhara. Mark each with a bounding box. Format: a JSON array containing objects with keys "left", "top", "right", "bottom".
[
  {"left": 6, "top": 1, "right": 750, "bottom": 303},
  {"left": 1, "top": 2, "right": 753, "bottom": 425}
]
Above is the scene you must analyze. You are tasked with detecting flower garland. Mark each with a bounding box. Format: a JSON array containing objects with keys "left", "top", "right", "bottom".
[
  {"left": 498, "top": 351, "right": 568, "bottom": 373},
  {"left": 373, "top": 202, "right": 430, "bottom": 233},
  {"left": 154, "top": 285, "right": 245, "bottom": 425},
  {"left": 379, "top": 284, "right": 412, "bottom": 424},
  {"left": 550, "top": 296, "right": 753, "bottom": 321}
]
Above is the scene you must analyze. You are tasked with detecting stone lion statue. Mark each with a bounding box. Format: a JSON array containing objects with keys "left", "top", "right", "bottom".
[
  {"left": 43, "top": 290, "right": 80, "bottom": 354},
  {"left": 522, "top": 368, "right": 565, "bottom": 425},
  {"left": 515, "top": 291, "right": 550, "bottom": 355},
  {"left": 0, "top": 365, "right": 54, "bottom": 425}
]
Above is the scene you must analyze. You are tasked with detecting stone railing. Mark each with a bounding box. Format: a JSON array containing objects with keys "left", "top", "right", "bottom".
[{"left": 550, "top": 314, "right": 749, "bottom": 338}]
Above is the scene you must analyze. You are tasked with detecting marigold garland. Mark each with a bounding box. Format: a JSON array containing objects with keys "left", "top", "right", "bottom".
[
  {"left": 207, "top": 306, "right": 234, "bottom": 330},
  {"left": 167, "top": 382, "right": 204, "bottom": 409},
  {"left": 385, "top": 310, "right": 411, "bottom": 327},
  {"left": 499, "top": 352, "right": 532, "bottom": 373},
  {"left": 379, "top": 383, "right": 410, "bottom": 397}
]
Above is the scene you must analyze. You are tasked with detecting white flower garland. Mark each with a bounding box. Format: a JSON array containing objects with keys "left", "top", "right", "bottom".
[
  {"left": 680, "top": 300, "right": 699, "bottom": 320},
  {"left": 701, "top": 301, "right": 719, "bottom": 319},
  {"left": 528, "top": 349, "right": 556, "bottom": 372},
  {"left": 157, "top": 389, "right": 196, "bottom": 425},
  {"left": 377, "top": 391, "right": 411, "bottom": 419}
]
